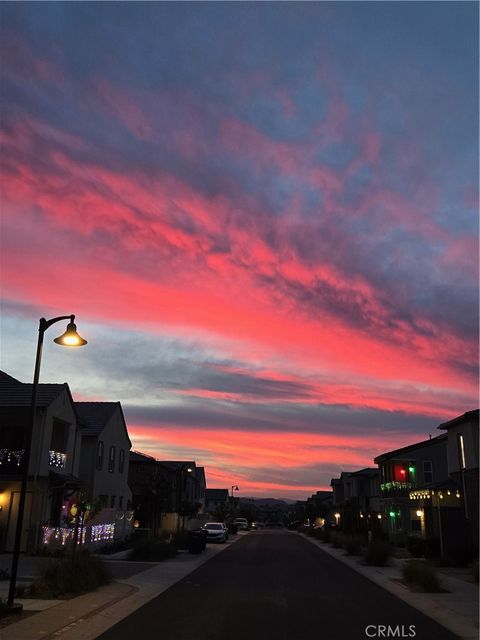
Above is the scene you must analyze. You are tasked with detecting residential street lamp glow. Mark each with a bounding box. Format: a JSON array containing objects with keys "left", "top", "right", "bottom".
[
  {"left": 53, "top": 318, "right": 87, "bottom": 346},
  {"left": 7, "top": 314, "right": 87, "bottom": 609}
]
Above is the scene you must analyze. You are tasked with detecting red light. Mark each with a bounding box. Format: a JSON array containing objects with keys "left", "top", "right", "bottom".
[{"left": 400, "top": 469, "right": 405, "bottom": 475}]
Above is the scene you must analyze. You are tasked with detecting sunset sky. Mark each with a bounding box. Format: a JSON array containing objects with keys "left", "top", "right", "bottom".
[{"left": 1, "top": 3, "right": 478, "bottom": 499}]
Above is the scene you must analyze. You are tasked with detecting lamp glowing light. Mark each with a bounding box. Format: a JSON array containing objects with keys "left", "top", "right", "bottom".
[
  {"left": 53, "top": 319, "right": 87, "bottom": 347},
  {"left": 416, "top": 510, "right": 423, "bottom": 517}
]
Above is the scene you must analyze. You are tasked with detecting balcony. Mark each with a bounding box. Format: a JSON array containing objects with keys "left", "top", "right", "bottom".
[
  {"left": 380, "top": 481, "right": 415, "bottom": 497},
  {"left": 49, "top": 450, "right": 67, "bottom": 469}
]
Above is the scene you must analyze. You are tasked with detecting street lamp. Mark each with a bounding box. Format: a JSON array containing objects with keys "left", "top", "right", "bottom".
[
  {"left": 177, "top": 465, "right": 193, "bottom": 533},
  {"left": 7, "top": 315, "right": 87, "bottom": 609}
]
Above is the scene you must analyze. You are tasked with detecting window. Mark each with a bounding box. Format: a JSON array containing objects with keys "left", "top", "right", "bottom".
[
  {"left": 96, "top": 441, "right": 104, "bottom": 470},
  {"left": 99, "top": 494, "right": 108, "bottom": 507},
  {"left": 457, "top": 434, "right": 466, "bottom": 469},
  {"left": 423, "top": 460, "right": 433, "bottom": 484},
  {"left": 119, "top": 449, "right": 125, "bottom": 473},
  {"left": 108, "top": 445, "right": 116, "bottom": 473},
  {"left": 119, "top": 496, "right": 124, "bottom": 509},
  {"left": 110, "top": 495, "right": 116, "bottom": 508}
]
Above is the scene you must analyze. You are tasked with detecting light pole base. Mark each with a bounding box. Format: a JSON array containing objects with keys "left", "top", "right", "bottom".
[{"left": 5, "top": 602, "right": 23, "bottom": 614}]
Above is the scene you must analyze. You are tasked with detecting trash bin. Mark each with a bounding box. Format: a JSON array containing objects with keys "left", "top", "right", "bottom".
[{"left": 188, "top": 529, "right": 206, "bottom": 554}]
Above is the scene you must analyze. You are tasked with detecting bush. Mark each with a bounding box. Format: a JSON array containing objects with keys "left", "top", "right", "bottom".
[
  {"left": 97, "top": 538, "right": 132, "bottom": 555},
  {"left": 407, "top": 536, "right": 425, "bottom": 558},
  {"left": 331, "top": 531, "right": 345, "bottom": 548},
  {"left": 423, "top": 538, "right": 440, "bottom": 559},
  {"left": 128, "top": 540, "right": 177, "bottom": 562},
  {"left": 344, "top": 535, "right": 363, "bottom": 556},
  {"left": 30, "top": 551, "right": 110, "bottom": 598},
  {"left": 364, "top": 539, "right": 390, "bottom": 566},
  {"left": 402, "top": 560, "right": 441, "bottom": 592}
]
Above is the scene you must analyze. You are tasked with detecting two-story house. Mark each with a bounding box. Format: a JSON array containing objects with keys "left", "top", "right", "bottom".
[
  {"left": 75, "top": 402, "right": 133, "bottom": 543},
  {"left": 374, "top": 434, "right": 448, "bottom": 546},
  {"left": 129, "top": 451, "right": 178, "bottom": 535},
  {"left": 205, "top": 488, "right": 229, "bottom": 517},
  {"left": 0, "top": 371, "right": 81, "bottom": 552},
  {"left": 329, "top": 469, "right": 380, "bottom": 533}
]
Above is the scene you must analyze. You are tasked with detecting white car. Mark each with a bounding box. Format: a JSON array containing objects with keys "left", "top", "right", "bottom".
[
  {"left": 203, "top": 522, "right": 227, "bottom": 543},
  {"left": 234, "top": 518, "right": 249, "bottom": 531}
]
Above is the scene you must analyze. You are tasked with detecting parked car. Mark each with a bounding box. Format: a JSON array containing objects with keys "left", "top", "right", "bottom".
[
  {"left": 234, "top": 518, "right": 249, "bottom": 531},
  {"left": 202, "top": 522, "right": 227, "bottom": 543},
  {"left": 251, "top": 521, "right": 258, "bottom": 530}
]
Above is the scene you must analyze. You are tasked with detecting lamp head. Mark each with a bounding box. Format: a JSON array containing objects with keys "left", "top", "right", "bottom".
[{"left": 54, "top": 318, "right": 87, "bottom": 347}]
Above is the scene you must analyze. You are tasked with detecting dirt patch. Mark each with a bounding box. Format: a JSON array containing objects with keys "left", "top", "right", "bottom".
[{"left": 0, "top": 609, "right": 37, "bottom": 629}]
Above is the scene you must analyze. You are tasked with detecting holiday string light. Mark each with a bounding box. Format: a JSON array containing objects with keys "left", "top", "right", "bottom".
[
  {"left": 0, "top": 448, "right": 25, "bottom": 466},
  {"left": 48, "top": 450, "right": 67, "bottom": 469},
  {"left": 90, "top": 523, "right": 115, "bottom": 543}
]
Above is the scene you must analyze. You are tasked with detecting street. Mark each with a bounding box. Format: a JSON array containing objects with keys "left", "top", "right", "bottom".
[{"left": 98, "top": 531, "right": 459, "bottom": 640}]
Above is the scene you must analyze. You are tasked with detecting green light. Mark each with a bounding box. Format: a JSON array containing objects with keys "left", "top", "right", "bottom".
[
  {"left": 389, "top": 511, "right": 396, "bottom": 518},
  {"left": 408, "top": 466, "right": 415, "bottom": 473}
]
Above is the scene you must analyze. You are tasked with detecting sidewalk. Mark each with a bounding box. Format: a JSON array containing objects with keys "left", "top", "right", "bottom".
[
  {"left": 302, "top": 534, "right": 479, "bottom": 640},
  {"left": 2, "top": 533, "right": 246, "bottom": 640}
]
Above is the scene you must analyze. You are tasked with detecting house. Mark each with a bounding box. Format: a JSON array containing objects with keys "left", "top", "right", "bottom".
[
  {"left": 0, "top": 371, "right": 134, "bottom": 551},
  {"left": 374, "top": 434, "right": 448, "bottom": 546},
  {"left": 406, "top": 410, "right": 479, "bottom": 561},
  {"left": 0, "top": 371, "right": 80, "bottom": 552},
  {"left": 162, "top": 461, "right": 204, "bottom": 529},
  {"left": 329, "top": 469, "right": 380, "bottom": 533},
  {"left": 75, "top": 402, "right": 133, "bottom": 543},
  {"left": 438, "top": 409, "right": 479, "bottom": 555},
  {"left": 129, "top": 454, "right": 207, "bottom": 535},
  {"left": 128, "top": 451, "right": 178, "bottom": 535},
  {"left": 205, "top": 488, "right": 229, "bottom": 516}
]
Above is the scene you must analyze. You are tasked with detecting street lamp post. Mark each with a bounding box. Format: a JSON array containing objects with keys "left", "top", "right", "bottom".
[
  {"left": 7, "top": 315, "right": 87, "bottom": 609},
  {"left": 176, "top": 465, "right": 192, "bottom": 533}
]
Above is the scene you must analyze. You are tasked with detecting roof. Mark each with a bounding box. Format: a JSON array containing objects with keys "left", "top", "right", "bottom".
[
  {"left": 348, "top": 467, "right": 379, "bottom": 478},
  {"left": 130, "top": 450, "right": 158, "bottom": 463},
  {"left": 0, "top": 370, "right": 73, "bottom": 409},
  {"left": 75, "top": 401, "right": 132, "bottom": 447},
  {"left": 0, "top": 371, "right": 22, "bottom": 385},
  {"left": 161, "top": 461, "right": 196, "bottom": 471},
  {"left": 374, "top": 433, "right": 447, "bottom": 464},
  {"left": 438, "top": 409, "right": 479, "bottom": 431},
  {"left": 205, "top": 488, "right": 229, "bottom": 499}
]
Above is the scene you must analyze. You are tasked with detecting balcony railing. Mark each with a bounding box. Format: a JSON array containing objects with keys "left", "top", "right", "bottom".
[
  {"left": 380, "top": 481, "right": 415, "bottom": 496},
  {"left": 49, "top": 450, "right": 67, "bottom": 469}
]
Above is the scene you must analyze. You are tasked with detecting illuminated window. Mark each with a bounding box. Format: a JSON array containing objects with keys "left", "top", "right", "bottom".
[
  {"left": 457, "top": 434, "right": 466, "bottom": 469},
  {"left": 108, "top": 446, "right": 116, "bottom": 473},
  {"left": 96, "top": 441, "right": 104, "bottom": 470},
  {"left": 423, "top": 460, "right": 433, "bottom": 484}
]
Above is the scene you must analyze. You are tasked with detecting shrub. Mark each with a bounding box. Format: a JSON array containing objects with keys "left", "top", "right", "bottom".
[
  {"left": 128, "top": 540, "right": 177, "bottom": 562},
  {"left": 331, "top": 531, "right": 345, "bottom": 548},
  {"left": 305, "top": 527, "right": 315, "bottom": 537},
  {"left": 402, "top": 560, "right": 441, "bottom": 592},
  {"left": 364, "top": 539, "right": 390, "bottom": 566},
  {"left": 407, "top": 536, "right": 425, "bottom": 558},
  {"left": 30, "top": 551, "right": 110, "bottom": 598},
  {"left": 423, "top": 538, "right": 440, "bottom": 559},
  {"left": 344, "top": 535, "right": 363, "bottom": 556}
]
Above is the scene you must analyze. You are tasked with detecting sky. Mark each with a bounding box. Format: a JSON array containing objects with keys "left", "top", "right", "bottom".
[{"left": 0, "top": 2, "right": 478, "bottom": 500}]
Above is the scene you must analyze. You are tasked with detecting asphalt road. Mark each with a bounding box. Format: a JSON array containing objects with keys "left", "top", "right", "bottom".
[{"left": 98, "top": 531, "right": 459, "bottom": 640}]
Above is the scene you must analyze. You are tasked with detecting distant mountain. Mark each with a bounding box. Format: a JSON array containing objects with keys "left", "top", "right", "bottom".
[{"left": 240, "top": 497, "right": 295, "bottom": 506}]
